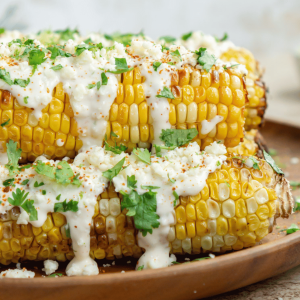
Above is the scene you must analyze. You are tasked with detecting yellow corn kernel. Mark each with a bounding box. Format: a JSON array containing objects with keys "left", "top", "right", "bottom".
[
  {"left": 196, "top": 200, "right": 208, "bottom": 220},
  {"left": 232, "top": 89, "right": 245, "bottom": 108},
  {"left": 201, "top": 72, "right": 211, "bottom": 89},
  {"left": 139, "top": 124, "right": 149, "bottom": 142},
  {"left": 117, "top": 103, "right": 129, "bottom": 125},
  {"left": 122, "top": 125, "right": 129, "bottom": 142},
  {"left": 179, "top": 67, "right": 190, "bottom": 86},
  {"left": 2, "top": 110, "right": 13, "bottom": 126},
  {"left": 8, "top": 124, "right": 20, "bottom": 141},
  {"left": 49, "top": 113, "right": 61, "bottom": 132},
  {"left": 60, "top": 113, "right": 70, "bottom": 134},
  {"left": 186, "top": 203, "right": 196, "bottom": 221},
  {"left": 182, "top": 85, "right": 194, "bottom": 105},
  {"left": 219, "top": 86, "right": 232, "bottom": 106},
  {"left": 32, "top": 142, "right": 44, "bottom": 156},
  {"left": 190, "top": 70, "right": 201, "bottom": 87},
  {"left": 65, "top": 134, "right": 75, "bottom": 150},
  {"left": 227, "top": 105, "right": 240, "bottom": 123},
  {"left": 116, "top": 83, "right": 124, "bottom": 104},
  {"left": 44, "top": 145, "right": 56, "bottom": 157},
  {"left": 54, "top": 83, "right": 65, "bottom": 101},
  {"left": 230, "top": 181, "right": 241, "bottom": 200},
  {"left": 33, "top": 126, "right": 44, "bottom": 143},
  {"left": 217, "top": 216, "right": 228, "bottom": 236},
  {"left": 187, "top": 102, "right": 197, "bottom": 123},
  {"left": 42, "top": 214, "right": 54, "bottom": 233},
  {"left": 124, "top": 85, "right": 134, "bottom": 105},
  {"left": 267, "top": 201, "right": 276, "bottom": 218},
  {"left": 194, "top": 86, "right": 206, "bottom": 103},
  {"left": 52, "top": 213, "right": 66, "bottom": 227},
  {"left": 227, "top": 122, "right": 238, "bottom": 138},
  {"left": 43, "top": 129, "right": 55, "bottom": 146},
  {"left": 49, "top": 98, "right": 64, "bottom": 114},
  {"left": 256, "top": 204, "right": 269, "bottom": 220},
  {"left": 228, "top": 217, "right": 237, "bottom": 235},
  {"left": 14, "top": 109, "right": 28, "bottom": 126},
  {"left": 235, "top": 199, "right": 247, "bottom": 218},
  {"left": 123, "top": 70, "right": 133, "bottom": 85},
  {"left": 48, "top": 227, "right": 62, "bottom": 244},
  {"left": 240, "top": 232, "right": 256, "bottom": 244},
  {"left": 176, "top": 224, "right": 186, "bottom": 240},
  {"left": 196, "top": 221, "right": 207, "bottom": 236},
  {"left": 189, "top": 194, "right": 201, "bottom": 205},
  {"left": 64, "top": 102, "right": 74, "bottom": 118},
  {"left": 186, "top": 222, "right": 196, "bottom": 238},
  {"left": 133, "top": 84, "right": 145, "bottom": 104},
  {"left": 139, "top": 102, "right": 148, "bottom": 124},
  {"left": 39, "top": 113, "right": 50, "bottom": 129},
  {"left": 176, "top": 205, "right": 186, "bottom": 224},
  {"left": 236, "top": 218, "right": 248, "bottom": 236},
  {"left": 247, "top": 214, "right": 260, "bottom": 231},
  {"left": 169, "top": 103, "right": 176, "bottom": 125},
  {"left": 206, "top": 87, "right": 219, "bottom": 104},
  {"left": 209, "top": 182, "right": 219, "bottom": 200}
]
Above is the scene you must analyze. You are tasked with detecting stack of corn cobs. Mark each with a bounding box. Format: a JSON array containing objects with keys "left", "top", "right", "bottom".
[{"left": 0, "top": 29, "right": 294, "bottom": 272}]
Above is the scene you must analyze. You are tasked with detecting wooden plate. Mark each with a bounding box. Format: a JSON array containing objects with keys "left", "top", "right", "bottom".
[{"left": 0, "top": 121, "right": 299, "bottom": 300}]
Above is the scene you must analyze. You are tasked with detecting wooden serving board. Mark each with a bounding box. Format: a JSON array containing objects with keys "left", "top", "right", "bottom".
[{"left": 0, "top": 121, "right": 299, "bottom": 300}]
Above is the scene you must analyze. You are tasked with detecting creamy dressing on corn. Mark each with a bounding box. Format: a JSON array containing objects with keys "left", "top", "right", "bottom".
[{"left": 201, "top": 115, "right": 223, "bottom": 135}]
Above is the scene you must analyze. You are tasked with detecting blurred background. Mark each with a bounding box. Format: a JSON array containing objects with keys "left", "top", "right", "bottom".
[{"left": 1, "top": 0, "right": 300, "bottom": 126}]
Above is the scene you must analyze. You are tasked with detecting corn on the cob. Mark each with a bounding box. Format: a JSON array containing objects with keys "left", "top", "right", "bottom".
[
  {"left": 0, "top": 156, "right": 292, "bottom": 265},
  {"left": 0, "top": 65, "right": 247, "bottom": 162},
  {"left": 220, "top": 48, "right": 267, "bottom": 130}
]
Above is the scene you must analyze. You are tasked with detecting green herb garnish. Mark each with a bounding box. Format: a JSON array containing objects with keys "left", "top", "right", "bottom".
[
  {"left": 195, "top": 47, "right": 217, "bottom": 72},
  {"left": 102, "top": 158, "right": 126, "bottom": 181},
  {"left": 159, "top": 128, "right": 198, "bottom": 147},
  {"left": 133, "top": 148, "right": 151, "bottom": 165},
  {"left": 263, "top": 150, "right": 284, "bottom": 175},
  {"left": 156, "top": 87, "right": 175, "bottom": 99},
  {"left": 54, "top": 199, "right": 79, "bottom": 213}
]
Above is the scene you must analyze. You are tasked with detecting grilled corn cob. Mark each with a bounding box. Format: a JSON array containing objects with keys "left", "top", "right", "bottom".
[
  {"left": 0, "top": 156, "right": 292, "bottom": 265},
  {"left": 220, "top": 48, "right": 267, "bottom": 130},
  {"left": 0, "top": 65, "right": 247, "bottom": 162}
]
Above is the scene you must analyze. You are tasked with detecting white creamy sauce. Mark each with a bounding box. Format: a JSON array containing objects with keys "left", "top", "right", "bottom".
[
  {"left": 42, "top": 259, "right": 59, "bottom": 275},
  {"left": 0, "top": 268, "right": 35, "bottom": 278},
  {"left": 0, "top": 36, "right": 248, "bottom": 276},
  {"left": 201, "top": 115, "right": 223, "bottom": 135}
]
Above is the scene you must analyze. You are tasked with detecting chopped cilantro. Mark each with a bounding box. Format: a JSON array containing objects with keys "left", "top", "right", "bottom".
[
  {"left": 224, "top": 181, "right": 230, "bottom": 188},
  {"left": 223, "top": 64, "right": 240, "bottom": 70},
  {"left": 156, "top": 87, "right": 175, "bottom": 99},
  {"left": 0, "top": 28, "right": 5, "bottom": 34},
  {"left": 101, "top": 72, "right": 108, "bottom": 85},
  {"left": 102, "top": 157, "right": 126, "bottom": 181},
  {"left": 280, "top": 223, "right": 300, "bottom": 235},
  {"left": 170, "top": 49, "right": 182, "bottom": 61},
  {"left": 159, "top": 36, "right": 176, "bottom": 43},
  {"left": 1, "top": 119, "right": 10, "bottom": 127},
  {"left": 28, "top": 49, "right": 47, "bottom": 74},
  {"left": 48, "top": 273, "right": 63, "bottom": 278},
  {"left": 34, "top": 181, "right": 44, "bottom": 188},
  {"left": 87, "top": 83, "right": 96, "bottom": 89},
  {"left": 263, "top": 150, "right": 284, "bottom": 175},
  {"left": 54, "top": 28, "right": 79, "bottom": 41},
  {"left": 84, "top": 38, "right": 93, "bottom": 44},
  {"left": 173, "top": 190, "right": 179, "bottom": 207},
  {"left": 268, "top": 148, "right": 278, "bottom": 156},
  {"left": 168, "top": 173, "right": 176, "bottom": 183},
  {"left": 75, "top": 44, "right": 89, "bottom": 56},
  {"left": 14, "top": 78, "right": 30, "bottom": 87},
  {"left": 127, "top": 175, "right": 137, "bottom": 189},
  {"left": 159, "top": 128, "right": 198, "bottom": 147},
  {"left": 56, "top": 194, "right": 61, "bottom": 201},
  {"left": 50, "top": 64, "right": 63, "bottom": 71},
  {"left": 47, "top": 46, "right": 72, "bottom": 60},
  {"left": 141, "top": 186, "right": 160, "bottom": 190},
  {"left": 133, "top": 148, "right": 151, "bottom": 165},
  {"left": 195, "top": 47, "right": 217, "bottom": 72},
  {"left": 54, "top": 199, "right": 79, "bottom": 213},
  {"left": 121, "top": 188, "right": 160, "bottom": 236},
  {"left": 106, "top": 58, "right": 134, "bottom": 74},
  {"left": 24, "top": 96, "right": 29, "bottom": 104},
  {"left": 21, "top": 179, "right": 29, "bottom": 185},
  {"left": 5, "top": 140, "right": 22, "bottom": 176},
  {"left": 104, "top": 141, "right": 127, "bottom": 154},
  {"left": 65, "top": 223, "right": 71, "bottom": 238},
  {"left": 215, "top": 32, "right": 228, "bottom": 42},
  {"left": 153, "top": 61, "right": 162, "bottom": 71},
  {"left": 137, "top": 265, "right": 144, "bottom": 271},
  {"left": 42, "top": 190, "right": 46, "bottom": 195},
  {"left": 3, "top": 178, "right": 15, "bottom": 187},
  {"left": 249, "top": 156, "right": 260, "bottom": 170},
  {"left": 216, "top": 161, "right": 221, "bottom": 167},
  {"left": 0, "top": 68, "right": 13, "bottom": 85},
  {"left": 293, "top": 201, "right": 300, "bottom": 212},
  {"left": 181, "top": 32, "right": 192, "bottom": 41},
  {"left": 8, "top": 188, "right": 38, "bottom": 221}
]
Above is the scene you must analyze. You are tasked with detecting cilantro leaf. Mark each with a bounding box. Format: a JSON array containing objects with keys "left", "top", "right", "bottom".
[
  {"left": 137, "top": 265, "right": 144, "bottom": 271},
  {"left": 54, "top": 28, "right": 79, "bottom": 41},
  {"left": 48, "top": 273, "right": 63, "bottom": 278},
  {"left": 24, "top": 96, "right": 29, "bottom": 104},
  {"left": 263, "top": 150, "right": 284, "bottom": 175},
  {"left": 87, "top": 83, "right": 96, "bottom": 89},
  {"left": 156, "top": 87, "right": 175, "bottom": 99},
  {"left": 47, "top": 46, "right": 72, "bottom": 60},
  {"left": 21, "top": 179, "right": 29, "bottom": 185},
  {"left": 34, "top": 161, "right": 56, "bottom": 179},
  {"left": 121, "top": 189, "right": 160, "bottom": 236},
  {"left": 133, "top": 148, "right": 151, "bottom": 165},
  {"left": 13, "top": 78, "right": 30, "bottom": 87},
  {"left": 102, "top": 157, "right": 126, "bottom": 181},
  {"left": 249, "top": 156, "right": 260, "bottom": 170},
  {"left": 280, "top": 223, "right": 300, "bottom": 235},
  {"left": 181, "top": 32, "right": 192, "bottom": 41},
  {"left": 56, "top": 161, "right": 81, "bottom": 186},
  {"left": 3, "top": 178, "right": 15, "bottom": 187},
  {"left": 101, "top": 72, "right": 108, "bottom": 85},
  {"left": 216, "top": 161, "right": 221, "bottom": 167},
  {"left": 75, "top": 44, "right": 89, "bottom": 56},
  {"left": 127, "top": 175, "right": 137, "bottom": 189},
  {"left": 84, "top": 38, "right": 93, "bottom": 44},
  {"left": 54, "top": 199, "right": 79, "bottom": 213},
  {"left": 34, "top": 181, "right": 44, "bottom": 187},
  {"left": 28, "top": 49, "right": 46, "bottom": 73},
  {"left": 215, "top": 32, "right": 228, "bottom": 42},
  {"left": 141, "top": 186, "right": 160, "bottom": 190},
  {"left": 0, "top": 28, "right": 5, "bottom": 34},
  {"left": 294, "top": 201, "right": 300, "bottom": 212},
  {"left": 50, "top": 64, "right": 63, "bottom": 71},
  {"left": 56, "top": 194, "right": 61, "bottom": 201},
  {"left": 104, "top": 141, "right": 127, "bottom": 154},
  {"left": 195, "top": 48, "right": 217, "bottom": 72},
  {"left": 5, "top": 140, "right": 22, "bottom": 176},
  {"left": 173, "top": 190, "right": 179, "bottom": 207},
  {"left": 168, "top": 173, "right": 176, "bottom": 183},
  {"left": 8, "top": 188, "right": 29, "bottom": 206},
  {"left": 153, "top": 62, "right": 162, "bottom": 71},
  {"left": 159, "top": 36, "right": 176, "bottom": 43},
  {"left": 21, "top": 199, "right": 38, "bottom": 221},
  {"left": 159, "top": 128, "right": 198, "bottom": 147},
  {"left": 1, "top": 119, "right": 10, "bottom": 127},
  {"left": 107, "top": 58, "right": 134, "bottom": 74},
  {"left": 65, "top": 223, "right": 71, "bottom": 238},
  {"left": 0, "top": 68, "right": 13, "bottom": 85},
  {"left": 170, "top": 50, "right": 182, "bottom": 61}
]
